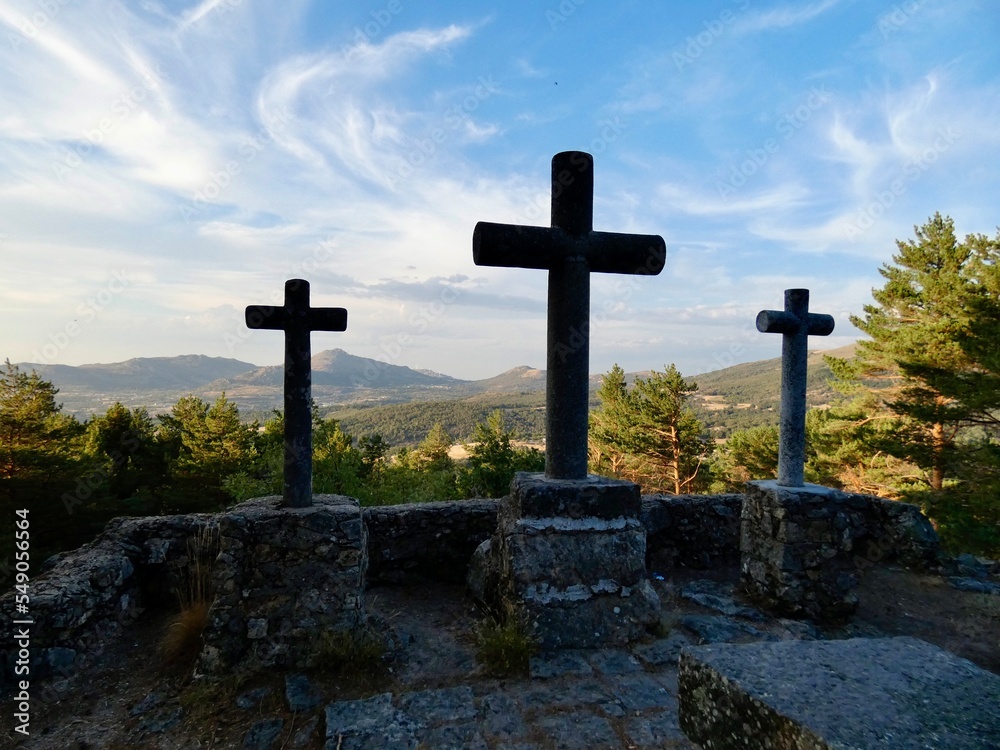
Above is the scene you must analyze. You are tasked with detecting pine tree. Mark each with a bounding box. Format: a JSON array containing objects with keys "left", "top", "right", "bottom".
[
  {"left": 158, "top": 394, "right": 258, "bottom": 507},
  {"left": 0, "top": 361, "right": 86, "bottom": 562},
  {"left": 0, "top": 360, "right": 81, "bottom": 485},
  {"left": 827, "top": 214, "right": 979, "bottom": 490},
  {"left": 414, "top": 422, "right": 454, "bottom": 472},
  {"left": 825, "top": 213, "right": 1000, "bottom": 555},
  {"left": 589, "top": 364, "right": 635, "bottom": 477},
  {"left": 630, "top": 365, "right": 709, "bottom": 494},
  {"left": 710, "top": 424, "right": 779, "bottom": 490},
  {"left": 84, "top": 402, "right": 166, "bottom": 502},
  {"left": 589, "top": 364, "right": 709, "bottom": 493},
  {"left": 459, "top": 410, "right": 516, "bottom": 498}
]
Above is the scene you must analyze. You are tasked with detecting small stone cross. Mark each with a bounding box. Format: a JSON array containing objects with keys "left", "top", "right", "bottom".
[
  {"left": 756, "top": 289, "right": 834, "bottom": 487},
  {"left": 473, "top": 151, "right": 666, "bottom": 479},
  {"left": 246, "top": 279, "right": 348, "bottom": 507}
]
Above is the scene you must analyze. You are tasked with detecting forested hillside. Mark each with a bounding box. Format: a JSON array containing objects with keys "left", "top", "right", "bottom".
[
  {"left": 329, "top": 393, "right": 546, "bottom": 446},
  {"left": 327, "top": 347, "right": 852, "bottom": 446}
]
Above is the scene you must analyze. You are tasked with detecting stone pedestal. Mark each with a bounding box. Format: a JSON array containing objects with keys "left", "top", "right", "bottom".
[
  {"left": 469, "top": 472, "right": 660, "bottom": 649},
  {"left": 740, "top": 481, "right": 867, "bottom": 623},
  {"left": 199, "top": 495, "right": 368, "bottom": 672}
]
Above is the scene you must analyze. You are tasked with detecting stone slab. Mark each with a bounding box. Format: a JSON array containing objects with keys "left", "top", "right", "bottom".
[
  {"left": 535, "top": 711, "right": 621, "bottom": 749},
  {"left": 479, "top": 692, "right": 527, "bottom": 740},
  {"left": 418, "top": 722, "right": 488, "bottom": 749},
  {"left": 505, "top": 472, "right": 641, "bottom": 520},
  {"left": 587, "top": 648, "right": 643, "bottom": 675},
  {"left": 324, "top": 693, "right": 421, "bottom": 750},
  {"left": 634, "top": 632, "right": 693, "bottom": 667},
  {"left": 529, "top": 650, "right": 594, "bottom": 679},
  {"left": 678, "top": 636, "right": 1000, "bottom": 749},
  {"left": 520, "top": 678, "right": 616, "bottom": 709},
  {"left": 610, "top": 673, "right": 674, "bottom": 711},
  {"left": 679, "top": 615, "right": 769, "bottom": 645},
  {"left": 396, "top": 685, "right": 475, "bottom": 725},
  {"left": 624, "top": 707, "right": 686, "bottom": 748}
]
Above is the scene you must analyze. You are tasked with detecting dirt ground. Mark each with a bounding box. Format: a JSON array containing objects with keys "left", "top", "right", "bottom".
[{"left": 1, "top": 564, "right": 997, "bottom": 750}]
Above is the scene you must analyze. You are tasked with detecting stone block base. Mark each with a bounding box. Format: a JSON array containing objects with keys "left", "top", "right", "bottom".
[
  {"left": 678, "top": 637, "right": 1000, "bottom": 749},
  {"left": 740, "top": 481, "right": 864, "bottom": 623},
  {"left": 199, "top": 495, "right": 368, "bottom": 673},
  {"left": 469, "top": 473, "right": 659, "bottom": 649}
]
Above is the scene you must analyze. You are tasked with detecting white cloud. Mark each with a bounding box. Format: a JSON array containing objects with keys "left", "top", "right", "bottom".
[
  {"left": 734, "top": 0, "right": 843, "bottom": 35},
  {"left": 177, "top": 0, "right": 232, "bottom": 31},
  {"left": 657, "top": 182, "right": 811, "bottom": 217}
]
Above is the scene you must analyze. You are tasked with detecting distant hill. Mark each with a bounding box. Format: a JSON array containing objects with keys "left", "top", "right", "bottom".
[
  {"left": 331, "top": 344, "right": 860, "bottom": 445},
  {"left": 15, "top": 355, "right": 257, "bottom": 391},
  {"left": 694, "top": 343, "right": 854, "bottom": 404},
  {"left": 13, "top": 343, "right": 860, "bottom": 433},
  {"left": 687, "top": 343, "right": 857, "bottom": 436},
  {"left": 332, "top": 395, "right": 547, "bottom": 446},
  {"left": 205, "top": 348, "right": 462, "bottom": 390},
  {"left": 468, "top": 366, "right": 546, "bottom": 394}
]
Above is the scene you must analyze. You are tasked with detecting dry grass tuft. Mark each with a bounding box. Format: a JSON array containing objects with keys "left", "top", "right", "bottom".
[{"left": 161, "top": 524, "right": 219, "bottom": 665}]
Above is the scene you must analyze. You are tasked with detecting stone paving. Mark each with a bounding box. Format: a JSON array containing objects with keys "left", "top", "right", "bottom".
[
  {"left": 308, "top": 644, "right": 692, "bottom": 749},
  {"left": 234, "top": 576, "right": 852, "bottom": 750},
  {"left": 70, "top": 562, "right": 997, "bottom": 749}
]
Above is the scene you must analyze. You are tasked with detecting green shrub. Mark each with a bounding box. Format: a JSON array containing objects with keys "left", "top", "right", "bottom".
[{"left": 473, "top": 606, "right": 538, "bottom": 677}]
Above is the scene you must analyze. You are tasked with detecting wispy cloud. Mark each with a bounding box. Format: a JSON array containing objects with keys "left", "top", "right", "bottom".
[
  {"left": 658, "top": 182, "right": 810, "bottom": 217},
  {"left": 177, "top": 0, "right": 231, "bottom": 32},
  {"left": 734, "top": 0, "right": 843, "bottom": 34}
]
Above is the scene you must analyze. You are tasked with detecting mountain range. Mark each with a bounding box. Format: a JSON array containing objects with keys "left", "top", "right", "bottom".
[{"left": 13, "top": 344, "right": 857, "bottom": 422}]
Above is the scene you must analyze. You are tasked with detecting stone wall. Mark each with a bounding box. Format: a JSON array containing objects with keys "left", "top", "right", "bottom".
[
  {"left": 641, "top": 494, "right": 744, "bottom": 572},
  {"left": 362, "top": 493, "right": 749, "bottom": 585},
  {"left": 0, "top": 511, "right": 215, "bottom": 690},
  {"left": 363, "top": 499, "right": 498, "bottom": 584},
  {"left": 0, "top": 490, "right": 943, "bottom": 690}
]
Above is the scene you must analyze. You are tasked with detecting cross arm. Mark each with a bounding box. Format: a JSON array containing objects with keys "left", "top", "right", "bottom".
[
  {"left": 584, "top": 231, "right": 666, "bottom": 275},
  {"left": 245, "top": 305, "right": 286, "bottom": 330},
  {"left": 306, "top": 308, "right": 348, "bottom": 331},
  {"left": 473, "top": 222, "right": 560, "bottom": 270},
  {"left": 756, "top": 310, "right": 835, "bottom": 336},
  {"left": 473, "top": 222, "right": 666, "bottom": 276}
]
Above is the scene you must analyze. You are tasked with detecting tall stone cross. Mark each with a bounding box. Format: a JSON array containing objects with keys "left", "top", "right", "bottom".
[
  {"left": 246, "top": 279, "right": 348, "bottom": 508},
  {"left": 473, "top": 151, "right": 666, "bottom": 479},
  {"left": 756, "top": 289, "right": 834, "bottom": 487}
]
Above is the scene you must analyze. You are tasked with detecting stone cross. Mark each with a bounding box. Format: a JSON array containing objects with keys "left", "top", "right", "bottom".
[
  {"left": 756, "top": 289, "right": 834, "bottom": 487},
  {"left": 246, "top": 279, "right": 348, "bottom": 508},
  {"left": 473, "top": 151, "right": 666, "bottom": 480}
]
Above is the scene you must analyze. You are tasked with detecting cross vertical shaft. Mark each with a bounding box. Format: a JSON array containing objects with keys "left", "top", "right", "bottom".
[
  {"left": 756, "top": 289, "right": 835, "bottom": 487},
  {"left": 546, "top": 152, "right": 594, "bottom": 479},
  {"left": 283, "top": 280, "right": 313, "bottom": 509}
]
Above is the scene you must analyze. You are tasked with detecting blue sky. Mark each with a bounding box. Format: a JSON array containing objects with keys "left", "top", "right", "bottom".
[{"left": 1, "top": 0, "right": 998, "bottom": 380}]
